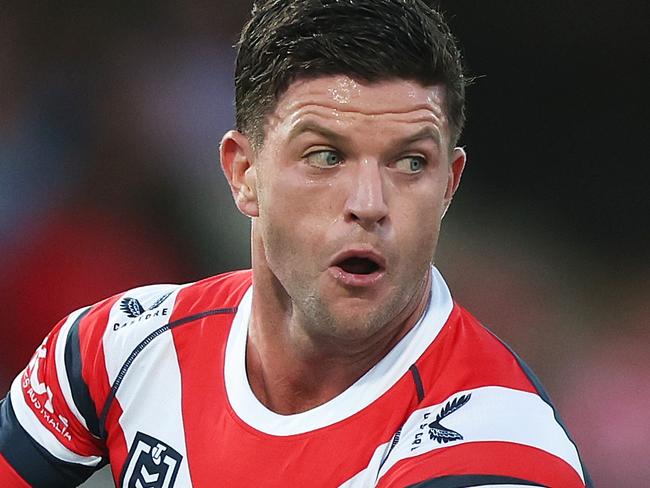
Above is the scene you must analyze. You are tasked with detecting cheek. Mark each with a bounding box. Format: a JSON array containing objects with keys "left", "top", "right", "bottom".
[
  {"left": 393, "top": 197, "right": 443, "bottom": 257},
  {"left": 261, "top": 168, "right": 340, "bottom": 226},
  {"left": 257, "top": 178, "right": 325, "bottom": 263}
]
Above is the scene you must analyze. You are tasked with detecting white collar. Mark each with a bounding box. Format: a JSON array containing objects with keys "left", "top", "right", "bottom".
[{"left": 223, "top": 266, "right": 453, "bottom": 436}]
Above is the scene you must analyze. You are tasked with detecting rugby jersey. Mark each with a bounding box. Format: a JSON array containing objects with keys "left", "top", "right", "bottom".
[{"left": 0, "top": 267, "right": 592, "bottom": 487}]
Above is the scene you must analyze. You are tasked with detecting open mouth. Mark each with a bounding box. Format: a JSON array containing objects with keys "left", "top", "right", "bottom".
[
  {"left": 329, "top": 250, "right": 386, "bottom": 287},
  {"left": 337, "top": 256, "right": 381, "bottom": 275}
]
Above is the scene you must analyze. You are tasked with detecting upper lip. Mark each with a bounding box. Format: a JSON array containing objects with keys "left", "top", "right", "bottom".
[{"left": 329, "top": 247, "right": 387, "bottom": 270}]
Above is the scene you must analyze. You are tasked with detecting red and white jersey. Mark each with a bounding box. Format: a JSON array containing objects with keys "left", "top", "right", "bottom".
[{"left": 0, "top": 268, "right": 591, "bottom": 487}]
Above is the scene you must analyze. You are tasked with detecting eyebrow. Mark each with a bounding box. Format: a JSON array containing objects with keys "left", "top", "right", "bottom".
[
  {"left": 287, "top": 120, "right": 347, "bottom": 145},
  {"left": 400, "top": 126, "right": 441, "bottom": 148}
]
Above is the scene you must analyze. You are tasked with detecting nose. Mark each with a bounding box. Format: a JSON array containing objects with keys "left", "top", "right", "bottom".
[{"left": 344, "top": 159, "right": 389, "bottom": 229}]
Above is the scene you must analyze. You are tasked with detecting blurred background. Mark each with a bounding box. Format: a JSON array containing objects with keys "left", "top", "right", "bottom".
[{"left": 0, "top": 1, "right": 647, "bottom": 486}]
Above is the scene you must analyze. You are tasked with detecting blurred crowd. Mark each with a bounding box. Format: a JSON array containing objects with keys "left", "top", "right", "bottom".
[{"left": 1, "top": 2, "right": 647, "bottom": 486}]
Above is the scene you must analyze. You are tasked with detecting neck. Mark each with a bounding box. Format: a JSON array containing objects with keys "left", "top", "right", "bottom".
[{"left": 245, "top": 235, "right": 431, "bottom": 415}]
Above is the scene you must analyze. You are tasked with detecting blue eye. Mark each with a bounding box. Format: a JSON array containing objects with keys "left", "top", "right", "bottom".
[
  {"left": 395, "top": 156, "right": 426, "bottom": 173},
  {"left": 306, "top": 150, "right": 342, "bottom": 168}
]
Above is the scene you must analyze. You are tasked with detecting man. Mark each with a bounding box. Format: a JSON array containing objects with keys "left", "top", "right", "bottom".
[{"left": 0, "top": 1, "right": 592, "bottom": 486}]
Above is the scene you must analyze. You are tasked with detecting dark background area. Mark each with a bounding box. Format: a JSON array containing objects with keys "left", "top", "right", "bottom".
[
  {"left": 445, "top": 0, "right": 648, "bottom": 265},
  {"left": 1, "top": 1, "right": 648, "bottom": 486}
]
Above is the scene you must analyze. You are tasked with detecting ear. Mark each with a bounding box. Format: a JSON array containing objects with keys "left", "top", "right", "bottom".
[
  {"left": 220, "top": 130, "right": 259, "bottom": 217},
  {"left": 442, "top": 146, "right": 467, "bottom": 218}
]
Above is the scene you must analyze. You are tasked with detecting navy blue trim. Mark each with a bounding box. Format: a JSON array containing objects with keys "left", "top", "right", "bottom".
[
  {"left": 406, "top": 474, "right": 544, "bottom": 488},
  {"left": 486, "top": 329, "right": 594, "bottom": 488},
  {"left": 377, "top": 428, "right": 402, "bottom": 476},
  {"left": 409, "top": 364, "right": 425, "bottom": 402},
  {"left": 63, "top": 307, "right": 101, "bottom": 437},
  {"left": 0, "top": 393, "right": 105, "bottom": 488},
  {"left": 98, "top": 307, "right": 237, "bottom": 438}
]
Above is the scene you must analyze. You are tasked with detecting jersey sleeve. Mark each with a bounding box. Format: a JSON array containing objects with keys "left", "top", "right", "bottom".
[
  {"left": 373, "top": 387, "right": 589, "bottom": 488},
  {"left": 0, "top": 306, "right": 108, "bottom": 487}
]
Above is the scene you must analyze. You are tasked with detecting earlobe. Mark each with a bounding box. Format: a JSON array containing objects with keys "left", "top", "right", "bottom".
[{"left": 220, "top": 130, "right": 259, "bottom": 217}]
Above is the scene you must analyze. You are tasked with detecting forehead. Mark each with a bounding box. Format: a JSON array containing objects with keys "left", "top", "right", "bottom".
[{"left": 266, "top": 75, "right": 449, "bottom": 140}]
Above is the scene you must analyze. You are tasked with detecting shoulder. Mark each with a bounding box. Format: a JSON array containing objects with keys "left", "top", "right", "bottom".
[
  {"left": 79, "top": 269, "right": 252, "bottom": 391},
  {"left": 377, "top": 385, "right": 587, "bottom": 487},
  {"left": 79, "top": 269, "right": 252, "bottom": 346},
  {"left": 416, "top": 304, "right": 545, "bottom": 398},
  {"left": 47, "top": 269, "right": 251, "bottom": 442},
  {"left": 15, "top": 268, "right": 252, "bottom": 434},
  {"left": 376, "top": 304, "right": 591, "bottom": 487}
]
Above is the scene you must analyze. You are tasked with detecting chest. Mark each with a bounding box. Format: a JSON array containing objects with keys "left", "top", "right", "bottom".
[{"left": 102, "top": 330, "right": 417, "bottom": 487}]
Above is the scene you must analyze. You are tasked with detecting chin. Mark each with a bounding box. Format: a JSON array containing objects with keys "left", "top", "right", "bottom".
[
  {"left": 315, "top": 320, "right": 382, "bottom": 345},
  {"left": 331, "top": 307, "right": 395, "bottom": 340}
]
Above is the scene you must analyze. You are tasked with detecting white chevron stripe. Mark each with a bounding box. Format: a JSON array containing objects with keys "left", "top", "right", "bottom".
[
  {"left": 99, "top": 283, "right": 192, "bottom": 488},
  {"left": 340, "top": 386, "right": 584, "bottom": 486}
]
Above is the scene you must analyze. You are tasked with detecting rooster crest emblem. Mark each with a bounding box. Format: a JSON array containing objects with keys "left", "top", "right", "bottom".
[
  {"left": 120, "top": 292, "right": 173, "bottom": 319},
  {"left": 427, "top": 393, "right": 471, "bottom": 444}
]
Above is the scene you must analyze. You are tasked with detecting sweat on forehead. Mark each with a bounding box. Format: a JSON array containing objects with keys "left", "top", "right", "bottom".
[
  {"left": 270, "top": 77, "right": 447, "bottom": 122},
  {"left": 234, "top": 0, "right": 467, "bottom": 148}
]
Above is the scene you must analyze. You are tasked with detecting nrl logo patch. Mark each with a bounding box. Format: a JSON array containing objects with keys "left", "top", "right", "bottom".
[{"left": 120, "top": 431, "right": 183, "bottom": 488}]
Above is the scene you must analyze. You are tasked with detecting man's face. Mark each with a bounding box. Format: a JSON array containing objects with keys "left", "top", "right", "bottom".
[{"left": 235, "top": 76, "right": 464, "bottom": 342}]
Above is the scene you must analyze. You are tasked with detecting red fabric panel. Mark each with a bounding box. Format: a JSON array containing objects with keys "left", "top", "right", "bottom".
[
  {"left": 169, "top": 272, "right": 249, "bottom": 485},
  {"left": 79, "top": 296, "right": 129, "bottom": 482},
  {"left": 415, "top": 304, "right": 538, "bottom": 404},
  {"left": 78, "top": 296, "right": 116, "bottom": 427},
  {"left": 104, "top": 399, "right": 127, "bottom": 484}
]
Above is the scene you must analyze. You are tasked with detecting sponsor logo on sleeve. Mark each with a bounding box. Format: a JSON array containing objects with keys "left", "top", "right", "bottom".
[
  {"left": 120, "top": 432, "right": 182, "bottom": 488},
  {"left": 113, "top": 292, "right": 173, "bottom": 331},
  {"left": 22, "top": 339, "right": 73, "bottom": 442},
  {"left": 410, "top": 393, "right": 471, "bottom": 451}
]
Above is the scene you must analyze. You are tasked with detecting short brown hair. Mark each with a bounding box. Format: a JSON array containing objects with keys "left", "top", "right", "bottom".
[{"left": 235, "top": 0, "right": 467, "bottom": 148}]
